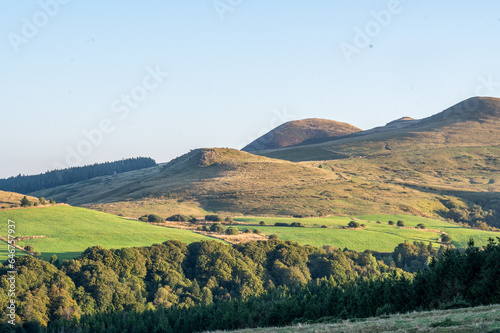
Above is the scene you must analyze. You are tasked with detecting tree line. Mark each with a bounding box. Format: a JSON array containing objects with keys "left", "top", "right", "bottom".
[
  {"left": 2, "top": 238, "right": 498, "bottom": 332},
  {"left": 0, "top": 158, "right": 156, "bottom": 194}
]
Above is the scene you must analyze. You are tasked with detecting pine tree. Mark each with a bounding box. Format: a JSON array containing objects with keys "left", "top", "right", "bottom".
[{"left": 20, "top": 196, "right": 32, "bottom": 207}]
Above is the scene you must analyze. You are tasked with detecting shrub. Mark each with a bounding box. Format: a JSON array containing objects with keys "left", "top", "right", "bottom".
[
  {"left": 274, "top": 222, "right": 289, "bottom": 227},
  {"left": 348, "top": 221, "right": 360, "bottom": 228},
  {"left": 24, "top": 245, "right": 35, "bottom": 252},
  {"left": 148, "top": 214, "right": 164, "bottom": 223},
  {"left": 49, "top": 198, "right": 56, "bottom": 204},
  {"left": 397, "top": 220, "right": 405, "bottom": 227},
  {"left": 39, "top": 197, "right": 47, "bottom": 205},
  {"left": 441, "top": 234, "right": 452, "bottom": 243},
  {"left": 388, "top": 220, "right": 395, "bottom": 225},
  {"left": 166, "top": 214, "right": 189, "bottom": 222},
  {"left": 138, "top": 216, "right": 149, "bottom": 222},
  {"left": 243, "top": 229, "right": 252, "bottom": 233},
  {"left": 202, "top": 225, "right": 210, "bottom": 232},
  {"left": 20, "top": 196, "right": 32, "bottom": 207},
  {"left": 49, "top": 254, "right": 59, "bottom": 266},
  {"left": 205, "top": 215, "right": 222, "bottom": 222},
  {"left": 376, "top": 221, "right": 381, "bottom": 224},
  {"left": 189, "top": 216, "right": 197, "bottom": 223},
  {"left": 210, "top": 223, "right": 225, "bottom": 234},
  {"left": 224, "top": 216, "right": 234, "bottom": 224},
  {"left": 321, "top": 225, "right": 327, "bottom": 228},
  {"left": 259, "top": 221, "right": 266, "bottom": 226},
  {"left": 416, "top": 223, "right": 426, "bottom": 229},
  {"left": 290, "top": 222, "right": 304, "bottom": 227},
  {"left": 268, "top": 234, "right": 279, "bottom": 240},
  {"left": 253, "top": 229, "right": 262, "bottom": 234},
  {"left": 360, "top": 224, "right": 366, "bottom": 227},
  {"left": 225, "top": 227, "right": 239, "bottom": 235},
  {"left": 196, "top": 226, "right": 203, "bottom": 231}
]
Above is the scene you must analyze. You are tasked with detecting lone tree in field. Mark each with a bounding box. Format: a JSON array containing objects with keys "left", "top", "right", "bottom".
[
  {"left": 20, "top": 196, "right": 32, "bottom": 207},
  {"left": 397, "top": 220, "right": 405, "bottom": 227},
  {"left": 348, "top": 221, "right": 360, "bottom": 228}
]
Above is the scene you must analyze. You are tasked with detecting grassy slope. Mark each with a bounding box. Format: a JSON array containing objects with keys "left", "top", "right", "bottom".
[
  {"left": 33, "top": 148, "right": 447, "bottom": 218},
  {"left": 0, "top": 205, "right": 213, "bottom": 261},
  {"left": 243, "top": 118, "right": 361, "bottom": 152},
  {"left": 211, "top": 304, "right": 500, "bottom": 332},
  {"left": 85, "top": 197, "right": 209, "bottom": 220},
  {"left": 0, "top": 190, "right": 39, "bottom": 209},
  {"left": 234, "top": 215, "right": 500, "bottom": 251}
]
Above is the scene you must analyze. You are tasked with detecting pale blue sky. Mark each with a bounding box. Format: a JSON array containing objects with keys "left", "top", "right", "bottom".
[{"left": 1, "top": 0, "right": 500, "bottom": 178}]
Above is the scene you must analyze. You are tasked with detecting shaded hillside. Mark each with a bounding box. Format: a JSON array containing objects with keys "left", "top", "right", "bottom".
[
  {"left": 0, "top": 157, "right": 156, "bottom": 194},
  {"left": 242, "top": 118, "right": 361, "bottom": 152}
]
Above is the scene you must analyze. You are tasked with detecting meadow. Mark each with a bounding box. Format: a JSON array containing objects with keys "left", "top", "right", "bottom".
[
  {"left": 0, "top": 205, "right": 213, "bottom": 261},
  {"left": 234, "top": 214, "right": 500, "bottom": 252}
]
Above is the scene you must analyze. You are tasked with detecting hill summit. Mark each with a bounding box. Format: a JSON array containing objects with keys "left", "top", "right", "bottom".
[{"left": 242, "top": 118, "right": 361, "bottom": 152}]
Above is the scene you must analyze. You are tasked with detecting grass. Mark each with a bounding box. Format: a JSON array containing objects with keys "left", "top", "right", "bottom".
[
  {"left": 0, "top": 205, "right": 214, "bottom": 261},
  {"left": 34, "top": 148, "right": 455, "bottom": 218},
  {"left": 209, "top": 304, "right": 500, "bottom": 332},
  {"left": 234, "top": 215, "right": 500, "bottom": 252}
]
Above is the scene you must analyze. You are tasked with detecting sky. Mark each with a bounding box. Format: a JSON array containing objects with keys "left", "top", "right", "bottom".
[{"left": 1, "top": 0, "right": 500, "bottom": 178}]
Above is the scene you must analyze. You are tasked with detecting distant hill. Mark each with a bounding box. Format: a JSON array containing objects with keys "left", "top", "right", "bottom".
[
  {"left": 258, "top": 97, "right": 500, "bottom": 161},
  {"left": 242, "top": 118, "right": 361, "bottom": 152},
  {"left": 30, "top": 97, "right": 500, "bottom": 226},
  {"left": 0, "top": 157, "right": 156, "bottom": 194}
]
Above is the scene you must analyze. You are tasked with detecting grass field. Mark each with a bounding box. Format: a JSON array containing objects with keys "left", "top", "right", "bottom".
[
  {"left": 0, "top": 205, "right": 213, "bottom": 261},
  {"left": 234, "top": 215, "right": 500, "bottom": 252},
  {"left": 211, "top": 304, "right": 500, "bottom": 332}
]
